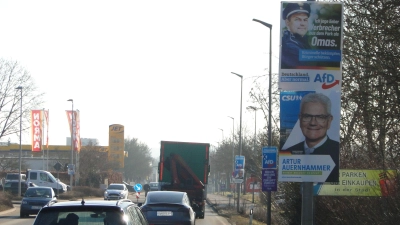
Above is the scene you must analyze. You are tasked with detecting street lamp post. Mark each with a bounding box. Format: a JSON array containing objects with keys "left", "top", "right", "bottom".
[
  {"left": 247, "top": 106, "right": 258, "bottom": 204},
  {"left": 252, "top": 18, "right": 273, "bottom": 225},
  {"left": 218, "top": 128, "right": 224, "bottom": 140},
  {"left": 246, "top": 106, "right": 259, "bottom": 152},
  {"left": 227, "top": 116, "right": 234, "bottom": 172},
  {"left": 16, "top": 86, "right": 23, "bottom": 196},
  {"left": 231, "top": 72, "right": 243, "bottom": 213},
  {"left": 67, "top": 99, "right": 74, "bottom": 190}
]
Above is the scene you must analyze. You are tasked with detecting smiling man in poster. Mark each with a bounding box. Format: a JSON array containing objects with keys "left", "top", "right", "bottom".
[{"left": 279, "top": 92, "right": 339, "bottom": 182}]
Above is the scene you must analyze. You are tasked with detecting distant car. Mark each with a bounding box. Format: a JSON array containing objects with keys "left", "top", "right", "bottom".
[
  {"left": 149, "top": 182, "right": 159, "bottom": 191},
  {"left": 140, "top": 191, "right": 196, "bottom": 225},
  {"left": 33, "top": 199, "right": 149, "bottom": 225},
  {"left": 104, "top": 183, "right": 129, "bottom": 200},
  {"left": 20, "top": 186, "right": 58, "bottom": 218},
  {"left": 3, "top": 181, "right": 37, "bottom": 195}
]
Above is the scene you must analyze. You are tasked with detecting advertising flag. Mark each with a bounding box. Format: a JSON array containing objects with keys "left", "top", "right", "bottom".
[
  {"left": 44, "top": 110, "right": 49, "bottom": 148},
  {"left": 66, "top": 110, "right": 81, "bottom": 152},
  {"left": 31, "top": 110, "right": 42, "bottom": 152}
]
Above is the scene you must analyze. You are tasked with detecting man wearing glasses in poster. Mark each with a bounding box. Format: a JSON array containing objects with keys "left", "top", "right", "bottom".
[{"left": 283, "top": 93, "right": 339, "bottom": 182}]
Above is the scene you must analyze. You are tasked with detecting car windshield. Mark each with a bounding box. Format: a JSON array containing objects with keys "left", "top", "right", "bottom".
[
  {"left": 108, "top": 185, "right": 124, "bottom": 190},
  {"left": 34, "top": 208, "right": 125, "bottom": 225},
  {"left": 6, "top": 174, "right": 19, "bottom": 179},
  {"left": 25, "top": 188, "right": 52, "bottom": 197}
]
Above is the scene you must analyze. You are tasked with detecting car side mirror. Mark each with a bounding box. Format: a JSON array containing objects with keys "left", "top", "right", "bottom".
[{"left": 137, "top": 203, "right": 143, "bottom": 207}]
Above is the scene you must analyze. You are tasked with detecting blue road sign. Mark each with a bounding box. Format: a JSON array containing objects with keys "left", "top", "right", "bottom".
[
  {"left": 262, "top": 146, "right": 277, "bottom": 169},
  {"left": 134, "top": 184, "right": 143, "bottom": 192}
]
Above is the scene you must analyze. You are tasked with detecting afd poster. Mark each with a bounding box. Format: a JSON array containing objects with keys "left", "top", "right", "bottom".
[
  {"left": 279, "top": 91, "right": 340, "bottom": 182},
  {"left": 279, "top": 1, "right": 343, "bottom": 91}
]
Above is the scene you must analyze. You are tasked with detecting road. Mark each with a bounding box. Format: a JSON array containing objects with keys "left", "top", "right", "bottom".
[{"left": 0, "top": 192, "right": 231, "bottom": 225}]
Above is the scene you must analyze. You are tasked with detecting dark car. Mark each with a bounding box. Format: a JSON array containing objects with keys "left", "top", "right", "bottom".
[
  {"left": 3, "top": 181, "right": 37, "bottom": 195},
  {"left": 149, "top": 182, "right": 159, "bottom": 191},
  {"left": 33, "top": 199, "right": 148, "bottom": 225},
  {"left": 140, "top": 191, "right": 196, "bottom": 225},
  {"left": 20, "top": 186, "right": 58, "bottom": 218}
]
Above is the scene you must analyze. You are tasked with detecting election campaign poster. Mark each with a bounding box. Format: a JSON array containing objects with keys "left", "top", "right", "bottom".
[{"left": 279, "top": 1, "right": 344, "bottom": 91}]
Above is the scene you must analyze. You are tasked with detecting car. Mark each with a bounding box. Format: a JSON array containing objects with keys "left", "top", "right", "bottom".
[
  {"left": 140, "top": 191, "right": 196, "bottom": 225},
  {"left": 20, "top": 186, "right": 58, "bottom": 218},
  {"left": 104, "top": 183, "right": 129, "bottom": 200},
  {"left": 3, "top": 181, "right": 37, "bottom": 195},
  {"left": 32, "top": 199, "right": 149, "bottom": 225},
  {"left": 149, "top": 182, "right": 159, "bottom": 191}
]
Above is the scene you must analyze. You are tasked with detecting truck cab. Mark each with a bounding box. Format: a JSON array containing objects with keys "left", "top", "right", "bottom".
[{"left": 26, "top": 169, "right": 68, "bottom": 193}]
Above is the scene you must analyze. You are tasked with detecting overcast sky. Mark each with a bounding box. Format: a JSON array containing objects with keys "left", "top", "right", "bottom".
[{"left": 0, "top": 0, "right": 282, "bottom": 158}]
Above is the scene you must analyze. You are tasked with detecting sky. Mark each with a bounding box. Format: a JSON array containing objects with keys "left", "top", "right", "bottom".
[{"left": 0, "top": 0, "right": 283, "bottom": 158}]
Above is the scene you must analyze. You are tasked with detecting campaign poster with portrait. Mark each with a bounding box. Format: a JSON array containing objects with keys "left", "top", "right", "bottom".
[
  {"left": 279, "top": 90, "right": 340, "bottom": 182},
  {"left": 279, "top": 1, "right": 343, "bottom": 91}
]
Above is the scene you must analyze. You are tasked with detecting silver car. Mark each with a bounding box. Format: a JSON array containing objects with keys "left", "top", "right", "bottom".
[{"left": 104, "top": 183, "right": 129, "bottom": 200}]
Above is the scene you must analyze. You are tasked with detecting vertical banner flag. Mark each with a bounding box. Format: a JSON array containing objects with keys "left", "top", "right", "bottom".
[
  {"left": 278, "top": 1, "right": 343, "bottom": 183},
  {"left": 66, "top": 110, "right": 81, "bottom": 152},
  {"left": 31, "top": 110, "right": 42, "bottom": 152},
  {"left": 44, "top": 110, "right": 49, "bottom": 148}
]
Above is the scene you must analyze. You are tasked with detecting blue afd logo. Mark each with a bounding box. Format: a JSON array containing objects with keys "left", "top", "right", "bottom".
[{"left": 134, "top": 184, "right": 142, "bottom": 192}]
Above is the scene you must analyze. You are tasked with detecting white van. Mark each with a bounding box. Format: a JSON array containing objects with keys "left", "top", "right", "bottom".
[{"left": 26, "top": 169, "right": 68, "bottom": 193}]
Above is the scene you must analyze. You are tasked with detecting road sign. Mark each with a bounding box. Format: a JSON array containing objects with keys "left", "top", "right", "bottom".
[
  {"left": 53, "top": 161, "right": 62, "bottom": 171},
  {"left": 134, "top": 183, "right": 143, "bottom": 192}
]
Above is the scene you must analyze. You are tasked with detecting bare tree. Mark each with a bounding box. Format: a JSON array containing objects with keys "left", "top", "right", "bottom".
[{"left": 0, "top": 59, "right": 44, "bottom": 141}]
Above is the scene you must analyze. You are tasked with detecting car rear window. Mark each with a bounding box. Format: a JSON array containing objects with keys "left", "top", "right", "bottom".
[
  {"left": 147, "top": 193, "right": 183, "bottom": 204},
  {"left": 6, "top": 174, "right": 19, "bottom": 179},
  {"left": 34, "top": 208, "right": 125, "bottom": 225}
]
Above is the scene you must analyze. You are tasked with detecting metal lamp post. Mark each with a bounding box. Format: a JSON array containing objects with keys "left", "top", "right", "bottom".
[
  {"left": 218, "top": 128, "right": 224, "bottom": 140},
  {"left": 231, "top": 72, "right": 243, "bottom": 213},
  {"left": 227, "top": 116, "right": 234, "bottom": 172},
  {"left": 252, "top": 18, "right": 273, "bottom": 225},
  {"left": 67, "top": 99, "right": 74, "bottom": 190},
  {"left": 247, "top": 106, "right": 258, "bottom": 205},
  {"left": 16, "top": 86, "right": 23, "bottom": 196}
]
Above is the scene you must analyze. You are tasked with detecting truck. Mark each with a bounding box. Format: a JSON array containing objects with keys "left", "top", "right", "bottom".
[{"left": 158, "top": 141, "right": 210, "bottom": 219}]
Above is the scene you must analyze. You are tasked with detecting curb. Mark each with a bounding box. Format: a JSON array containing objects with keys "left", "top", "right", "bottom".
[{"left": 0, "top": 207, "right": 16, "bottom": 215}]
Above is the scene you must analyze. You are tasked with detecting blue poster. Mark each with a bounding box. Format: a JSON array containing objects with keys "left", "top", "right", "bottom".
[
  {"left": 235, "top": 155, "right": 245, "bottom": 170},
  {"left": 262, "top": 169, "right": 277, "bottom": 192},
  {"left": 262, "top": 146, "right": 277, "bottom": 169}
]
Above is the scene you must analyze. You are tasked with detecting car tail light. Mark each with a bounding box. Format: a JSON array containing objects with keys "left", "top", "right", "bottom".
[{"left": 177, "top": 207, "right": 190, "bottom": 216}]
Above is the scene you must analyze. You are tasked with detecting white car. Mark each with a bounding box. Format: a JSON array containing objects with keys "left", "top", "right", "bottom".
[{"left": 104, "top": 183, "right": 129, "bottom": 200}]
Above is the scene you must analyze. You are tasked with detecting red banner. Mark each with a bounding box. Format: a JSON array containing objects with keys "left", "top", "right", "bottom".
[
  {"left": 66, "top": 110, "right": 81, "bottom": 152},
  {"left": 31, "top": 110, "right": 42, "bottom": 152}
]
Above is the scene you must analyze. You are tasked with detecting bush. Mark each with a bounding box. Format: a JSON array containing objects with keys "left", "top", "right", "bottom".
[
  {"left": 0, "top": 191, "right": 13, "bottom": 211},
  {"left": 57, "top": 186, "right": 104, "bottom": 200}
]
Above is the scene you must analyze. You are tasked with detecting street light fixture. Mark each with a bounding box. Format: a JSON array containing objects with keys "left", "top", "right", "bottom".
[
  {"left": 67, "top": 99, "right": 74, "bottom": 190},
  {"left": 218, "top": 128, "right": 224, "bottom": 140},
  {"left": 246, "top": 106, "right": 259, "bottom": 152},
  {"left": 16, "top": 86, "right": 22, "bottom": 196},
  {"left": 252, "top": 18, "right": 273, "bottom": 225},
  {"left": 231, "top": 71, "right": 243, "bottom": 213}
]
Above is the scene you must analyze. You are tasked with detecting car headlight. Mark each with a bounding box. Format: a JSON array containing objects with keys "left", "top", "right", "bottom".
[{"left": 21, "top": 200, "right": 27, "bottom": 204}]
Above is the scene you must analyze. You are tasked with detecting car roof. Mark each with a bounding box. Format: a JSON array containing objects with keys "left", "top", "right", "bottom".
[
  {"left": 27, "top": 186, "right": 53, "bottom": 190},
  {"left": 43, "top": 199, "right": 135, "bottom": 209}
]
